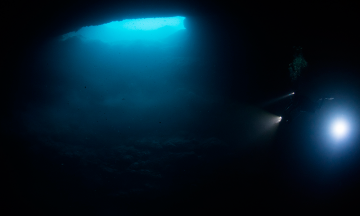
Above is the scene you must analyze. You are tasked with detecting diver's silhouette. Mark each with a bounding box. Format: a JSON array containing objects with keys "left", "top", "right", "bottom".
[{"left": 282, "top": 94, "right": 334, "bottom": 123}]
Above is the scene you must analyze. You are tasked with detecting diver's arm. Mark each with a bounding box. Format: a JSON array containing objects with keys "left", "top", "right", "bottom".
[{"left": 316, "top": 97, "right": 334, "bottom": 109}]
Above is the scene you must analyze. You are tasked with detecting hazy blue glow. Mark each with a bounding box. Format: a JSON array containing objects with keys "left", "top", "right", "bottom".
[
  {"left": 332, "top": 119, "right": 348, "bottom": 139},
  {"left": 61, "top": 16, "right": 186, "bottom": 43}
]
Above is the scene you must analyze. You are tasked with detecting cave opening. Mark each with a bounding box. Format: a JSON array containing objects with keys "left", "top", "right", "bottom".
[{"left": 61, "top": 16, "right": 186, "bottom": 43}]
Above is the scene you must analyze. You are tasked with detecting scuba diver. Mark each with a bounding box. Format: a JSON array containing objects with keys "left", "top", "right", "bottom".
[
  {"left": 281, "top": 93, "right": 334, "bottom": 123},
  {"left": 279, "top": 46, "right": 334, "bottom": 123}
]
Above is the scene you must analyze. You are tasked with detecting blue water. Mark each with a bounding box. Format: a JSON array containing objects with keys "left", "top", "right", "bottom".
[{"left": 20, "top": 16, "right": 235, "bottom": 204}]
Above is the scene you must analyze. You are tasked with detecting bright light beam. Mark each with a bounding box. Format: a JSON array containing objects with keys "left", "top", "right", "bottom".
[
  {"left": 331, "top": 119, "right": 348, "bottom": 139},
  {"left": 261, "top": 92, "right": 295, "bottom": 107}
]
